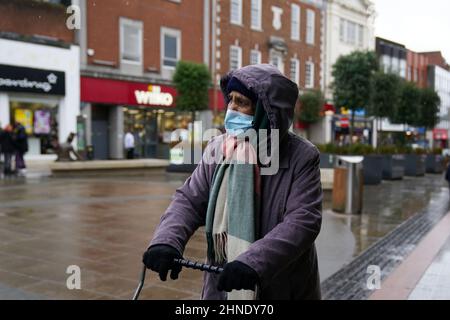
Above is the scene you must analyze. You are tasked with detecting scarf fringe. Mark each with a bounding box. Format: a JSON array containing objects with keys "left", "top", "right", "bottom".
[{"left": 213, "top": 232, "right": 228, "bottom": 264}]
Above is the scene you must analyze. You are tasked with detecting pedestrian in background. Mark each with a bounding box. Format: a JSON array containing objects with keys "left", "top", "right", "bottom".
[
  {"left": 124, "top": 130, "right": 135, "bottom": 160},
  {"left": 142, "top": 64, "right": 323, "bottom": 300},
  {"left": 13, "top": 122, "right": 28, "bottom": 176},
  {"left": 0, "top": 124, "right": 16, "bottom": 176},
  {"left": 445, "top": 161, "right": 450, "bottom": 192}
]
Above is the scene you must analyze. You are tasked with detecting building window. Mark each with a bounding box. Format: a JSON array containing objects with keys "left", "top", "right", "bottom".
[
  {"left": 230, "top": 45, "right": 242, "bottom": 70},
  {"left": 250, "top": 49, "right": 261, "bottom": 65},
  {"left": 340, "top": 18, "right": 364, "bottom": 47},
  {"left": 306, "top": 9, "right": 315, "bottom": 45},
  {"left": 270, "top": 51, "right": 284, "bottom": 75},
  {"left": 291, "top": 4, "right": 300, "bottom": 41},
  {"left": 305, "top": 61, "right": 315, "bottom": 89},
  {"left": 399, "top": 60, "right": 407, "bottom": 79},
  {"left": 230, "top": 0, "right": 243, "bottom": 25},
  {"left": 290, "top": 58, "right": 300, "bottom": 85},
  {"left": 340, "top": 18, "right": 345, "bottom": 42},
  {"left": 251, "top": 0, "right": 262, "bottom": 30},
  {"left": 120, "top": 18, "right": 143, "bottom": 64},
  {"left": 358, "top": 24, "right": 364, "bottom": 47},
  {"left": 161, "top": 27, "right": 181, "bottom": 69}
]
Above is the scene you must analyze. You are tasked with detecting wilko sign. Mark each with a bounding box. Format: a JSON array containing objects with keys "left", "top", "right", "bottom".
[
  {"left": 80, "top": 77, "right": 177, "bottom": 107},
  {"left": 134, "top": 85, "right": 174, "bottom": 107}
]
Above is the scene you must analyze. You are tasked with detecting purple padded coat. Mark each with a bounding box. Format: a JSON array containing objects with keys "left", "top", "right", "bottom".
[{"left": 150, "top": 64, "right": 323, "bottom": 300}]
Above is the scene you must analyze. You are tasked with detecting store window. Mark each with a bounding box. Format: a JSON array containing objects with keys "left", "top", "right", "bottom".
[
  {"left": 9, "top": 101, "right": 58, "bottom": 155},
  {"left": 123, "top": 107, "right": 193, "bottom": 159}
]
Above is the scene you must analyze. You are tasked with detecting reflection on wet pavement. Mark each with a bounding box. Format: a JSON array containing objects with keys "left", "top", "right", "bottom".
[
  {"left": 0, "top": 172, "right": 447, "bottom": 299},
  {"left": 317, "top": 174, "right": 447, "bottom": 281}
]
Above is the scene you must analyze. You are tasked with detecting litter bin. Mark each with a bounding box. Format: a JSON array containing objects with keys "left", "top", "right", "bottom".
[{"left": 332, "top": 156, "right": 364, "bottom": 215}]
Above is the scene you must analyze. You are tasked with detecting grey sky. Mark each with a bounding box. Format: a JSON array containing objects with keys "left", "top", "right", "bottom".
[{"left": 373, "top": 0, "right": 450, "bottom": 61}]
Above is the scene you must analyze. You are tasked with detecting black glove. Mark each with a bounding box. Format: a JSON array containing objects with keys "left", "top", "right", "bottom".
[
  {"left": 142, "top": 244, "right": 183, "bottom": 281},
  {"left": 217, "top": 261, "right": 259, "bottom": 292}
]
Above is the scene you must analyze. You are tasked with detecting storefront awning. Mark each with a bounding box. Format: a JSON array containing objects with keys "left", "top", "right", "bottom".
[
  {"left": 80, "top": 76, "right": 225, "bottom": 111},
  {"left": 433, "top": 128, "right": 449, "bottom": 140}
]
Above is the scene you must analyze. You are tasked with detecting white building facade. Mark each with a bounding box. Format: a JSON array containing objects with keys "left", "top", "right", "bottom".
[
  {"left": 0, "top": 37, "right": 80, "bottom": 158},
  {"left": 428, "top": 65, "right": 450, "bottom": 148},
  {"left": 323, "top": 0, "right": 375, "bottom": 100}
]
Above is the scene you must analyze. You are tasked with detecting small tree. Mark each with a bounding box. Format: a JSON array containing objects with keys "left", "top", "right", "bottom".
[
  {"left": 390, "top": 81, "right": 421, "bottom": 127},
  {"left": 297, "top": 90, "right": 324, "bottom": 124},
  {"left": 172, "top": 61, "right": 211, "bottom": 163},
  {"left": 370, "top": 71, "right": 401, "bottom": 146},
  {"left": 332, "top": 51, "right": 379, "bottom": 141},
  {"left": 417, "top": 87, "right": 440, "bottom": 130},
  {"left": 173, "top": 61, "right": 211, "bottom": 124}
]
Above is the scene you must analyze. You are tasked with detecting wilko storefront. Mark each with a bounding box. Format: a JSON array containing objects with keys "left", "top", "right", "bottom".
[{"left": 80, "top": 76, "right": 225, "bottom": 160}]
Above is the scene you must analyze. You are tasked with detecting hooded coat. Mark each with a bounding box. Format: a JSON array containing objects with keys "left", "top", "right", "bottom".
[{"left": 150, "top": 64, "right": 323, "bottom": 300}]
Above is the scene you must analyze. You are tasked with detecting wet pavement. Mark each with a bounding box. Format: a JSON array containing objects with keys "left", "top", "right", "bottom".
[
  {"left": 0, "top": 170, "right": 447, "bottom": 299},
  {"left": 408, "top": 234, "right": 450, "bottom": 300}
]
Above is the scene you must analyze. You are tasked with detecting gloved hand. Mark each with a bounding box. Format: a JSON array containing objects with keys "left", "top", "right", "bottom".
[
  {"left": 217, "top": 261, "right": 259, "bottom": 292},
  {"left": 142, "top": 244, "right": 183, "bottom": 281}
]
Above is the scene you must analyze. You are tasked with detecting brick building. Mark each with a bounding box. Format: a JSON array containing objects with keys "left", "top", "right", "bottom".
[
  {"left": 78, "top": 0, "right": 325, "bottom": 160},
  {"left": 406, "top": 50, "right": 429, "bottom": 89},
  {"left": 210, "top": 0, "right": 324, "bottom": 95},
  {"left": 0, "top": 0, "right": 80, "bottom": 158},
  {"left": 77, "top": 0, "right": 209, "bottom": 160}
]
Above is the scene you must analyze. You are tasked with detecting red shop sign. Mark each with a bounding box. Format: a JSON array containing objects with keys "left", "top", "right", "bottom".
[{"left": 81, "top": 77, "right": 177, "bottom": 107}]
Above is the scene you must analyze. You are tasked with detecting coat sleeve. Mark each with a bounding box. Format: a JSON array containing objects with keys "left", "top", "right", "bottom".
[
  {"left": 236, "top": 146, "right": 323, "bottom": 286},
  {"left": 149, "top": 144, "right": 216, "bottom": 255}
]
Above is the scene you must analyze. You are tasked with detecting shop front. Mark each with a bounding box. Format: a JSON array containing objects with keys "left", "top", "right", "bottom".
[
  {"left": 332, "top": 114, "right": 373, "bottom": 145},
  {"left": 0, "top": 64, "right": 65, "bottom": 156},
  {"left": 433, "top": 128, "right": 449, "bottom": 149},
  {"left": 0, "top": 38, "right": 80, "bottom": 158},
  {"left": 81, "top": 76, "right": 222, "bottom": 160}
]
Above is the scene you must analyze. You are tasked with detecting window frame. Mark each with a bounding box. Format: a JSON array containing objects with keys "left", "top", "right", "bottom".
[
  {"left": 291, "top": 3, "right": 301, "bottom": 41},
  {"left": 230, "top": 0, "right": 243, "bottom": 26},
  {"left": 290, "top": 58, "right": 300, "bottom": 85},
  {"left": 161, "top": 27, "right": 182, "bottom": 70},
  {"left": 229, "top": 45, "right": 242, "bottom": 71},
  {"left": 119, "top": 17, "right": 143, "bottom": 65},
  {"left": 305, "top": 61, "right": 315, "bottom": 89},
  {"left": 250, "top": 49, "right": 262, "bottom": 65},
  {"left": 306, "top": 9, "right": 315, "bottom": 45},
  {"left": 251, "top": 0, "right": 262, "bottom": 30}
]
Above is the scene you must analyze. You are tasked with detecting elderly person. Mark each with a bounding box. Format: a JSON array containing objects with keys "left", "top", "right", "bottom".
[{"left": 143, "top": 64, "right": 323, "bottom": 300}]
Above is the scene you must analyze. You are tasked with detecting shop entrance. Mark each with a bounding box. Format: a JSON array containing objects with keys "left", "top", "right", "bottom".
[
  {"left": 124, "top": 108, "right": 158, "bottom": 158},
  {"left": 91, "top": 105, "right": 110, "bottom": 160}
]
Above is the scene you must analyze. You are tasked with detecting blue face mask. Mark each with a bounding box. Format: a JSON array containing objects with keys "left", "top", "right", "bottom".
[{"left": 224, "top": 109, "right": 254, "bottom": 136}]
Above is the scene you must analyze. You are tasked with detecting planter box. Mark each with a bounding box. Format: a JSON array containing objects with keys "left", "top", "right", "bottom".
[
  {"left": 320, "top": 153, "right": 336, "bottom": 169},
  {"left": 426, "top": 154, "right": 444, "bottom": 174},
  {"left": 362, "top": 155, "right": 383, "bottom": 185},
  {"left": 382, "top": 154, "right": 405, "bottom": 180},
  {"left": 404, "top": 154, "right": 426, "bottom": 177}
]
